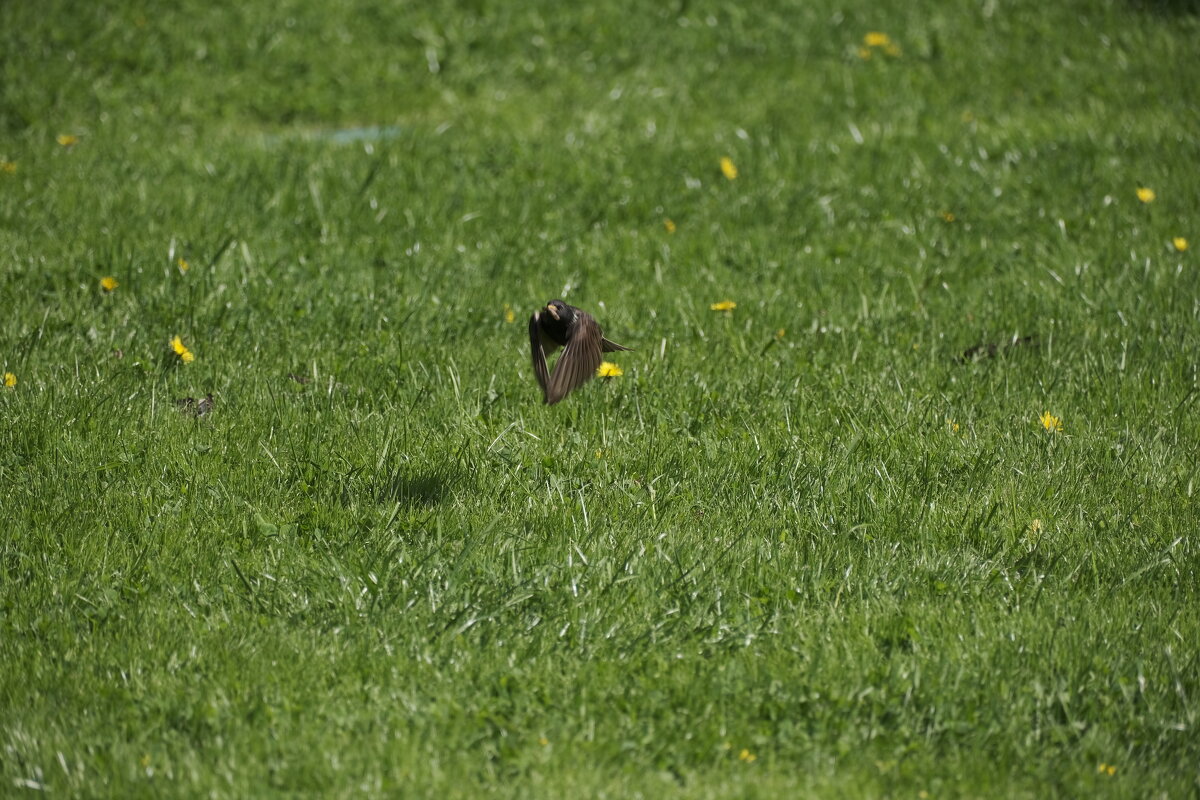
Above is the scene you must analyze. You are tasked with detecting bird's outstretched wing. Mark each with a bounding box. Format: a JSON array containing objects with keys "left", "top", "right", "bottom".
[
  {"left": 529, "top": 311, "right": 552, "bottom": 402},
  {"left": 546, "top": 311, "right": 603, "bottom": 404}
]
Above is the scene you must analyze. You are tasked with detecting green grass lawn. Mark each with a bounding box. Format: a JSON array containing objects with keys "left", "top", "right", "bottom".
[{"left": 2, "top": 0, "right": 1199, "bottom": 796}]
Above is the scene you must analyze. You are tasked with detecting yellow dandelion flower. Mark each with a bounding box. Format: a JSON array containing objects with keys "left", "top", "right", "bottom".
[
  {"left": 857, "top": 47, "right": 873, "bottom": 60},
  {"left": 57, "top": 134, "right": 79, "bottom": 147},
  {"left": 775, "top": 328, "right": 786, "bottom": 339},
  {"left": 177, "top": 257, "right": 190, "bottom": 273},
  {"left": 1, "top": 161, "right": 15, "bottom": 174},
  {"left": 1136, "top": 187, "right": 1155, "bottom": 203},
  {"left": 738, "top": 749, "right": 757, "bottom": 763},
  {"left": 664, "top": 218, "right": 677, "bottom": 234},
  {"left": 940, "top": 210, "right": 956, "bottom": 222},
  {"left": 100, "top": 276, "right": 119, "bottom": 292},
  {"left": 863, "top": 32, "right": 892, "bottom": 48},
  {"left": 720, "top": 156, "right": 738, "bottom": 180},
  {"left": 1097, "top": 763, "right": 1117, "bottom": 776},
  {"left": 946, "top": 418, "right": 960, "bottom": 433},
  {"left": 3, "top": 372, "right": 15, "bottom": 388},
  {"left": 1039, "top": 411, "right": 1063, "bottom": 433},
  {"left": 597, "top": 361, "right": 624, "bottom": 378},
  {"left": 503, "top": 303, "right": 515, "bottom": 323},
  {"left": 171, "top": 336, "right": 196, "bottom": 364},
  {"left": 710, "top": 299, "right": 736, "bottom": 311},
  {"left": 1173, "top": 237, "right": 1188, "bottom": 252}
]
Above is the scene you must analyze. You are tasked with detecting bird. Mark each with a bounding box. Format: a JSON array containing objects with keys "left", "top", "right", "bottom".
[{"left": 529, "top": 300, "right": 632, "bottom": 404}]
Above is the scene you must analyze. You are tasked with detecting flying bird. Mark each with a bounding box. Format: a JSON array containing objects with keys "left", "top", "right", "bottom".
[{"left": 529, "top": 300, "right": 632, "bottom": 404}]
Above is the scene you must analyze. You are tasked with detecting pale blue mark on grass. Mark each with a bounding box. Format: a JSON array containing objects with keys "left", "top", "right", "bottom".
[
  {"left": 320, "top": 126, "right": 403, "bottom": 144},
  {"left": 262, "top": 125, "right": 403, "bottom": 146}
]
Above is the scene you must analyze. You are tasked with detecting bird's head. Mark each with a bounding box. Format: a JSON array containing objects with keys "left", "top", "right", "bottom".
[{"left": 544, "top": 300, "right": 573, "bottom": 324}]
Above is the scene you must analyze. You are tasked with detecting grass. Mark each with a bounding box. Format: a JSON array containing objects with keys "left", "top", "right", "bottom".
[{"left": 2, "top": 0, "right": 1199, "bottom": 796}]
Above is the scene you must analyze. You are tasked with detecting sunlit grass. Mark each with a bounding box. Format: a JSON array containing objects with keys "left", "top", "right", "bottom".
[{"left": 2, "top": 0, "right": 1198, "bottom": 796}]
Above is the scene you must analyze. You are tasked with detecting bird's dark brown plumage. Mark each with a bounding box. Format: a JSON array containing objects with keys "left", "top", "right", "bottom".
[{"left": 529, "top": 300, "right": 631, "bottom": 404}]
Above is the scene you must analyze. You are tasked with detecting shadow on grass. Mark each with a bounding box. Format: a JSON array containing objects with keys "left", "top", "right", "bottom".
[{"left": 374, "top": 469, "right": 457, "bottom": 508}]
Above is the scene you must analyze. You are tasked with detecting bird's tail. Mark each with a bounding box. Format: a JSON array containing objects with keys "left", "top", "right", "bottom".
[{"left": 601, "top": 338, "right": 633, "bottom": 352}]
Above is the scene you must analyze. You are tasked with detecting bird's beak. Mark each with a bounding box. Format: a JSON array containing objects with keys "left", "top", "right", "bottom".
[{"left": 545, "top": 304, "right": 560, "bottom": 320}]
